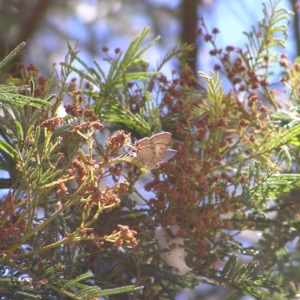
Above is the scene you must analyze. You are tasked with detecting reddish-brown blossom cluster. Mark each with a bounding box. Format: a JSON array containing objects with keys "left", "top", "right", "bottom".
[
  {"left": 90, "top": 185, "right": 121, "bottom": 208},
  {"left": 108, "top": 163, "right": 122, "bottom": 176},
  {"left": 259, "top": 106, "right": 268, "bottom": 114},
  {"left": 72, "top": 121, "right": 104, "bottom": 132},
  {"left": 105, "top": 130, "right": 129, "bottom": 157},
  {"left": 27, "top": 63, "right": 39, "bottom": 75},
  {"left": 197, "top": 20, "right": 281, "bottom": 96},
  {"left": 248, "top": 92, "right": 259, "bottom": 107},
  {"left": 239, "top": 118, "right": 250, "bottom": 127},
  {"left": 82, "top": 179, "right": 129, "bottom": 212},
  {"left": 83, "top": 109, "right": 99, "bottom": 121},
  {"left": 4, "top": 63, "right": 50, "bottom": 98},
  {"left": 65, "top": 104, "right": 99, "bottom": 122},
  {"left": 85, "top": 81, "right": 94, "bottom": 90},
  {"left": 204, "top": 34, "right": 212, "bottom": 41},
  {"left": 65, "top": 103, "right": 104, "bottom": 133},
  {"left": 65, "top": 103, "right": 83, "bottom": 117},
  {"left": 0, "top": 192, "right": 27, "bottom": 250},
  {"left": 67, "top": 78, "right": 77, "bottom": 90},
  {"left": 69, "top": 157, "right": 89, "bottom": 185},
  {"left": 114, "top": 181, "right": 129, "bottom": 194},
  {"left": 101, "top": 46, "right": 109, "bottom": 53},
  {"left": 136, "top": 61, "right": 267, "bottom": 260},
  {"left": 217, "top": 117, "right": 229, "bottom": 127},
  {"left": 56, "top": 182, "right": 69, "bottom": 196},
  {"left": 41, "top": 117, "right": 66, "bottom": 132},
  {"left": 114, "top": 225, "right": 137, "bottom": 247}
]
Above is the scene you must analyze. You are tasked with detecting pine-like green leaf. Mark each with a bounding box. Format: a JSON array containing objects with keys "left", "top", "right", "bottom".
[{"left": 0, "top": 140, "right": 18, "bottom": 160}]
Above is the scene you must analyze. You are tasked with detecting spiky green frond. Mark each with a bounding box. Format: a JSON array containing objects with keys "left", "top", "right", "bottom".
[
  {"left": 254, "top": 123, "right": 300, "bottom": 155},
  {"left": 156, "top": 43, "right": 195, "bottom": 71},
  {"left": 240, "top": 0, "right": 293, "bottom": 71},
  {"left": 0, "top": 43, "right": 52, "bottom": 108},
  {"left": 0, "top": 42, "right": 26, "bottom": 69},
  {"left": 60, "top": 27, "right": 161, "bottom": 107},
  {"left": 0, "top": 83, "right": 52, "bottom": 108},
  {"left": 191, "top": 71, "right": 224, "bottom": 121},
  {"left": 60, "top": 27, "right": 168, "bottom": 135}
]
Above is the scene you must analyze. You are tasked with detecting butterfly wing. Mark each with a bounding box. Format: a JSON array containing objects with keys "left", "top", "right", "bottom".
[
  {"left": 150, "top": 132, "right": 172, "bottom": 162},
  {"left": 135, "top": 138, "right": 157, "bottom": 170},
  {"left": 158, "top": 149, "right": 177, "bottom": 165},
  {"left": 134, "top": 132, "right": 176, "bottom": 170}
]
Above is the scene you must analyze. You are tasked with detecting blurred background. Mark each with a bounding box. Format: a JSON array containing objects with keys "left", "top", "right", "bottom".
[{"left": 0, "top": 0, "right": 297, "bottom": 83}]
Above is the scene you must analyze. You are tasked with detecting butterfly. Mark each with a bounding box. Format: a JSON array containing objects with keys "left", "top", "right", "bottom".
[{"left": 133, "top": 132, "right": 177, "bottom": 170}]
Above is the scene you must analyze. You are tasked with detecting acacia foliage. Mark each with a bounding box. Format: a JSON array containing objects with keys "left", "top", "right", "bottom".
[{"left": 0, "top": 1, "right": 299, "bottom": 299}]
